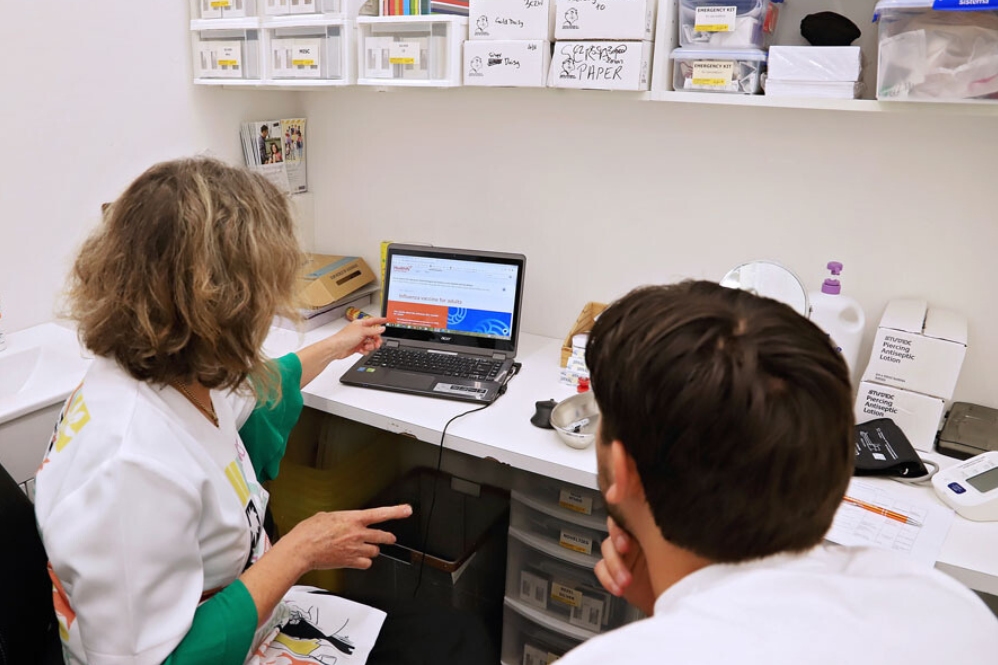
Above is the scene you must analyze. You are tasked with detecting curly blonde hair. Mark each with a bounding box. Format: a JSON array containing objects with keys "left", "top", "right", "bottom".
[{"left": 68, "top": 157, "right": 305, "bottom": 397}]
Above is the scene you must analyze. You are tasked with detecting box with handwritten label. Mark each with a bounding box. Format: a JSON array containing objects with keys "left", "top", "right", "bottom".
[
  {"left": 553, "top": 0, "right": 657, "bottom": 40},
  {"left": 464, "top": 40, "right": 551, "bottom": 86},
  {"left": 549, "top": 40, "right": 651, "bottom": 91},
  {"left": 470, "top": 0, "right": 555, "bottom": 40}
]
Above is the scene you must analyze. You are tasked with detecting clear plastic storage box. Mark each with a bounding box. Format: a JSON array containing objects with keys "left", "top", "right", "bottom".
[
  {"left": 501, "top": 602, "right": 584, "bottom": 665},
  {"left": 264, "top": 0, "right": 338, "bottom": 15},
  {"left": 671, "top": 47, "right": 766, "bottom": 93},
  {"left": 679, "top": 0, "right": 770, "bottom": 49},
  {"left": 192, "top": 0, "right": 257, "bottom": 19},
  {"left": 511, "top": 475, "right": 608, "bottom": 526},
  {"left": 266, "top": 20, "right": 353, "bottom": 81},
  {"left": 357, "top": 16, "right": 467, "bottom": 86},
  {"left": 191, "top": 21, "right": 263, "bottom": 79},
  {"left": 874, "top": 0, "right": 998, "bottom": 101},
  {"left": 505, "top": 528, "right": 634, "bottom": 634},
  {"left": 511, "top": 497, "right": 606, "bottom": 560}
]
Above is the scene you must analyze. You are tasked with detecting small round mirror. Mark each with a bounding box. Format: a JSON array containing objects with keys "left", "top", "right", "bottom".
[{"left": 720, "top": 260, "right": 810, "bottom": 317}]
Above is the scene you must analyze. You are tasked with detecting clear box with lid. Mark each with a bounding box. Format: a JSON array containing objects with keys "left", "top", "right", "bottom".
[
  {"left": 671, "top": 47, "right": 766, "bottom": 93},
  {"left": 356, "top": 16, "right": 467, "bottom": 86},
  {"left": 678, "top": 0, "right": 770, "bottom": 49},
  {"left": 191, "top": 21, "right": 263, "bottom": 80},
  {"left": 191, "top": 0, "right": 257, "bottom": 19},
  {"left": 874, "top": 0, "right": 998, "bottom": 100},
  {"left": 265, "top": 20, "right": 353, "bottom": 81}
]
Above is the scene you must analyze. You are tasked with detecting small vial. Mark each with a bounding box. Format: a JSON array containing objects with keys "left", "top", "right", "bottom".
[{"left": 577, "top": 376, "right": 590, "bottom": 393}]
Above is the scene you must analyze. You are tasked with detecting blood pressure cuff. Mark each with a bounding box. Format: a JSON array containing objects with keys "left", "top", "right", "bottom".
[{"left": 854, "top": 418, "right": 928, "bottom": 478}]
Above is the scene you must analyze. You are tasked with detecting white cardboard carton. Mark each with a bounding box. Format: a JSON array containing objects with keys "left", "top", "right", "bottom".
[
  {"left": 464, "top": 40, "right": 551, "bottom": 87},
  {"left": 549, "top": 40, "right": 651, "bottom": 91},
  {"left": 470, "top": 0, "right": 554, "bottom": 41},
  {"left": 854, "top": 381, "right": 945, "bottom": 453},
  {"left": 554, "top": 0, "right": 656, "bottom": 41},
  {"left": 861, "top": 299, "right": 968, "bottom": 401},
  {"left": 767, "top": 46, "right": 862, "bottom": 82}
]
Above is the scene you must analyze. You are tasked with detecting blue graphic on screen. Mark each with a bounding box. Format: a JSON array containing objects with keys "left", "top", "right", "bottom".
[{"left": 447, "top": 308, "right": 513, "bottom": 337}]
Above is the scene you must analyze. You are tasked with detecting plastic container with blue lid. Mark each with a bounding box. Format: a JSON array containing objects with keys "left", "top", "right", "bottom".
[
  {"left": 874, "top": 0, "right": 998, "bottom": 100},
  {"left": 671, "top": 47, "right": 767, "bottom": 94}
]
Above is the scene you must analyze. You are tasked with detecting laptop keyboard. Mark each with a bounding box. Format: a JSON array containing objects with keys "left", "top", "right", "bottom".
[{"left": 365, "top": 348, "right": 504, "bottom": 381}]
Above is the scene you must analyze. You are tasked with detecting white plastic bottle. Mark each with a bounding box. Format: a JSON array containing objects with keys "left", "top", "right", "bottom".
[{"left": 809, "top": 261, "right": 865, "bottom": 377}]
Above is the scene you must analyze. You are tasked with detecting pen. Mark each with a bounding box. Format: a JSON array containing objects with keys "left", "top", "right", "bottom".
[{"left": 842, "top": 496, "right": 923, "bottom": 527}]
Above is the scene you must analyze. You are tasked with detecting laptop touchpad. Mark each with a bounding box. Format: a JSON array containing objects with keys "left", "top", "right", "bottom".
[{"left": 392, "top": 371, "right": 436, "bottom": 390}]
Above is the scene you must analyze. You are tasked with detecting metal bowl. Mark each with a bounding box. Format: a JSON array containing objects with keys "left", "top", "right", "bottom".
[{"left": 551, "top": 391, "right": 600, "bottom": 449}]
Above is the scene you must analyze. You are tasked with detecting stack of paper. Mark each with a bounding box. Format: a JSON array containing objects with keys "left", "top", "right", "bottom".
[{"left": 274, "top": 283, "right": 380, "bottom": 332}]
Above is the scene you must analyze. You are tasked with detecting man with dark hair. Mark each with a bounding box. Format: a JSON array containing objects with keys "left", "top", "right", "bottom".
[
  {"left": 557, "top": 281, "right": 998, "bottom": 664},
  {"left": 258, "top": 123, "right": 269, "bottom": 165}
]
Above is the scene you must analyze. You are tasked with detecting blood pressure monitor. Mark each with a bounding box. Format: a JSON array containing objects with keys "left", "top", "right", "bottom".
[{"left": 932, "top": 451, "right": 998, "bottom": 521}]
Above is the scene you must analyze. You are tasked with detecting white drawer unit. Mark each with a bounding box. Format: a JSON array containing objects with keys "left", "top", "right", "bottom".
[{"left": 511, "top": 493, "right": 607, "bottom": 559}]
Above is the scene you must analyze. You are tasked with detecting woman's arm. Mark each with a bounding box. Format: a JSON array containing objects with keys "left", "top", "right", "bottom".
[{"left": 296, "top": 317, "right": 387, "bottom": 388}]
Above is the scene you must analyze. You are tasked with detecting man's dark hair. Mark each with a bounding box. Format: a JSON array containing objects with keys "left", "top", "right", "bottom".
[
  {"left": 586, "top": 281, "right": 854, "bottom": 564},
  {"left": 260, "top": 125, "right": 269, "bottom": 134}
]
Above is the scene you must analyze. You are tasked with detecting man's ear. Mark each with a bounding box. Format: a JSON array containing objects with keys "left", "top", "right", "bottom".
[{"left": 604, "top": 440, "right": 642, "bottom": 506}]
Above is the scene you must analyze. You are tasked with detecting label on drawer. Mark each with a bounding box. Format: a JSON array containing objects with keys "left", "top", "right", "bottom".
[
  {"left": 559, "top": 488, "right": 594, "bottom": 515},
  {"left": 523, "top": 643, "right": 560, "bottom": 665},
  {"left": 389, "top": 40, "right": 420, "bottom": 66},
  {"left": 519, "top": 570, "right": 549, "bottom": 610},
  {"left": 292, "top": 42, "right": 319, "bottom": 68},
  {"left": 570, "top": 594, "right": 605, "bottom": 632},
  {"left": 550, "top": 582, "right": 582, "bottom": 608},
  {"left": 694, "top": 6, "right": 736, "bottom": 32},
  {"left": 215, "top": 44, "right": 242, "bottom": 71},
  {"left": 211, "top": 0, "right": 232, "bottom": 6},
  {"left": 691, "top": 61, "right": 734, "bottom": 89},
  {"left": 559, "top": 528, "right": 593, "bottom": 555}
]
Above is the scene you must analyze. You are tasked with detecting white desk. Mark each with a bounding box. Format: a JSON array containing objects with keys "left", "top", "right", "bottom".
[{"left": 266, "top": 320, "right": 998, "bottom": 597}]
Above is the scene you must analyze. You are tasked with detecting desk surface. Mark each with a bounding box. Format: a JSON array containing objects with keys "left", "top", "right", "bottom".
[{"left": 266, "top": 319, "right": 998, "bottom": 597}]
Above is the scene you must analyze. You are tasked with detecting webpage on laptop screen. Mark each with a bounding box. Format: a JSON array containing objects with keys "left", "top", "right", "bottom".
[{"left": 386, "top": 255, "right": 518, "bottom": 340}]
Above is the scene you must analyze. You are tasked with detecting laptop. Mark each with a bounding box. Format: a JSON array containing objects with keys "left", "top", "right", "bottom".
[{"left": 340, "top": 244, "right": 526, "bottom": 403}]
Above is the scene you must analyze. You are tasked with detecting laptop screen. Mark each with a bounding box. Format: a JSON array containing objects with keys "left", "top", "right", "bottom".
[{"left": 381, "top": 244, "right": 525, "bottom": 354}]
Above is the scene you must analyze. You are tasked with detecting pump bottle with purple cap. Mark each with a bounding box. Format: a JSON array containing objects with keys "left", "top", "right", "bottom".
[{"left": 809, "top": 261, "right": 865, "bottom": 379}]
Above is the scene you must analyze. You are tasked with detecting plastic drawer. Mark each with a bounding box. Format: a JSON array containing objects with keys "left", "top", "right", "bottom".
[
  {"left": 191, "top": 0, "right": 257, "bottom": 19},
  {"left": 501, "top": 600, "right": 584, "bottom": 665},
  {"left": 357, "top": 16, "right": 467, "bottom": 86},
  {"left": 191, "top": 22, "right": 263, "bottom": 80},
  {"left": 511, "top": 498, "right": 606, "bottom": 560},
  {"left": 510, "top": 475, "right": 608, "bottom": 529},
  {"left": 265, "top": 20, "right": 353, "bottom": 81},
  {"left": 505, "top": 528, "right": 633, "bottom": 634}
]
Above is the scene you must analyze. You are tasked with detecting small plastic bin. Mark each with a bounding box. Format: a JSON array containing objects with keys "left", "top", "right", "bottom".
[
  {"left": 263, "top": 0, "right": 339, "bottom": 15},
  {"left": 357, "top": 16, "right": 467, "bottom": 85},
  {"left": 191, "top": 22, "right": 263, "bottom": 79},
  {"left": 671, "top": 47, "right": 766, "bottom": 94},
  {"left": 874, "top": 0, "right": 998, "bottom": 101},
  {"left": 266, "top": 20, "right": 353, "bottom": 81},
  {"left": 511, "top": 498, "right": 606, "bottom": 559},
  {"left": 678, "top": 0, "right": 769, "bottom": 49},
  {"left": 191, "top": 0, "right": 257, "bottom": 19},
  {"left": 501, "top": 602, "right": 583, "bottom": 665},
  {"left": 341, "top": 468, "right": 510, "bottom": 650},
  {"left": 505, "top": 530, "right": 634, "bottom": 634},
  {"left": 512, "top": 475, "right": 608, "bottom": 527}
]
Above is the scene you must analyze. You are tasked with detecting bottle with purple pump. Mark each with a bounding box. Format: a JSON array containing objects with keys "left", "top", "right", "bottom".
[{"left": 809, "top": 261, "right": 866, "bottom": 379}]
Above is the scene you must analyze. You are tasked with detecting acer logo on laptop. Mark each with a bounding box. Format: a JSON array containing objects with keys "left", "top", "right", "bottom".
[{"left": 441, "top": 336, "right": 452, "bottom": 341}]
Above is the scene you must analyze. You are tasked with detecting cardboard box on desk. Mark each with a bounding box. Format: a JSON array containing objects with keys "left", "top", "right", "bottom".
[
  {"left": 300, "top": 254, "right": 376, "bottom": 310},
  {"left": 854, "top": 381, "right": 945, "bottom": 453},
  {"left": 549, "top": 41, "right": 652, "bottom": 91},
  {"left": 862, "top": 299, "right": 968, "bottom": 401},
  {"left": 464, "top": 40, "right": 551, "bottom": 87},
  {"left": 554, "top": 0, "right": 656, "bottom": 41},
  {"left": 470, "top": 0, "right": 555, "bottom": 41},
  {"left": 561, "top": 301, "right": 606, "bottom": 367}
]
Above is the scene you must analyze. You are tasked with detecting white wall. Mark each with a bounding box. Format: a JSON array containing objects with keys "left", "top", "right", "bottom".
[
  {"left": 0, "top": 2, "right": 306, "bottom": 334},
  {"left": 303, "top": 88, "right": 998, "bottom": 405}
]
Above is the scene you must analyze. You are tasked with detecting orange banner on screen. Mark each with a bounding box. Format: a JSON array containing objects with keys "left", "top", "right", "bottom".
[{"left": 386, "top": 300, "right": 448, "bottom": 328}]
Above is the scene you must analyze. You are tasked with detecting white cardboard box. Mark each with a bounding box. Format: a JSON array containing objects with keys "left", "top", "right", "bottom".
[
  {"left": 549, "top": 40, "right": 651, "bottom": 91},
  {"left": 554, "top": 0, "right": 656, "bottom": 41},
  {"left": 470, "top": 0, "right": 554, "bottom": 41},
  {"left": 854, "top": 381, "right": 945, "bottom": 453},
  {"left": 767, "top": 46, "right": 862, "bottom": 82},
  {"left": 861, "top": 299, "right": 968, "bottom": 401},
  {"left": 464, "top": 40, "right": 551, "bottom": 87}
]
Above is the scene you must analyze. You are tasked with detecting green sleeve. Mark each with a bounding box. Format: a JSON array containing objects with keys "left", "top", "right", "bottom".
[
  {"left": 161, "top": 580, "right": 257, "bottom": 665},
  {"left": 238, "top": 354, "right": 304, "bottom": 483}
]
